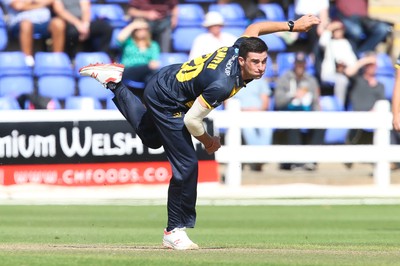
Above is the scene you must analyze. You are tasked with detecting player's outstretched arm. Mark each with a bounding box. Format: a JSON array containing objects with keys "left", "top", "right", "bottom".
[{"left": 243, "top": 14, "right": 321, "bottom": 38}]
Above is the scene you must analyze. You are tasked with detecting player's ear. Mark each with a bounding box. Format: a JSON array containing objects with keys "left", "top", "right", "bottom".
[{"left": 238, "top": 56, "right": 245, "bottom": 67}]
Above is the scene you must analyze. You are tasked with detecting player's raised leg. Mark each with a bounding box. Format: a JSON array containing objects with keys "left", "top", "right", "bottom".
[{"left": 79, "top": 63, "right": 163, "bottom": 149}]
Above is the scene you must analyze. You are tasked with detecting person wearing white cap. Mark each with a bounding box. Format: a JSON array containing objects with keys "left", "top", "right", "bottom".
[{"left": 188, "top": 11, "right": 237, "bottom": 60}]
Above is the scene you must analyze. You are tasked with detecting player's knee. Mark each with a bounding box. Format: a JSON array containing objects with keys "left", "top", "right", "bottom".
[{"left": 142, "top": 139, "right": 163, "bottom": 149}]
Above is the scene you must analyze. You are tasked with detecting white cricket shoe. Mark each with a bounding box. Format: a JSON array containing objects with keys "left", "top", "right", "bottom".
[
  {"left": 79, "top": 63, "right": 124, "bottom": 88},
  {"left": 163, "top": 227, "right": 199, "bottom": 250}
]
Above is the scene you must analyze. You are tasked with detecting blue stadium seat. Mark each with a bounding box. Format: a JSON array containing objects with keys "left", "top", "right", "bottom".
[
  {"left": 159, "top": 52, "right": 189, "bottom": 68},
  {"left": 177, "top": 4, "right": 205, "bottom": 27},
  {"left": 221, "top": 26, "right": 245, "bottom": 38},
  {"left": 106, "top": 97, "right": 118, "bottom": 110},
  {"left": 74, "top": 52, "right": 112, "bottom": 77},
  {"left": 0, "top": 76, "right": 34, "bottom": 97},
  {"left": 259, "top": 34, "right": 287, "bottom": 52},
  {"left": 320, "top": 95, "right": 348, "bottom": 144},
  {"left": 37, "top": 76, "right": 76, "bottom": 99},
  {"left": 34, "top": 52, "right": 73, "bottom": 76},
  {"left": 376, "top": 75, "right": 395, "bottom": 100},
  {"left": 91, "top": 4, "right": 128, "bottom": 28},
  {"left": 33, "top": 52, "right": 75, "bottom": 100},
  {"left": 0, "top": 52, "right": 34, "bottom": 97},
  {"left": 376, "top": 52, "right": 395, "bottom": 77},
  {"left": 287, "top": 4, "right": 295, "bottom": 20},
  {"left": 320, "top": 95, "right": 344, "bottom": 111},
  {"left": 65, "top": 96, "right": 102, "bottom": 110},
  {"left": 258, "top": 3, "right": 286, "bottom": 21},
  {"left": 78, "top": 77, "right": 113, "bottom": 100},
  {"left": 208, "top": 3, "right": 248, "bottom": 27},
  {"left": 0, "top": 51, "right": 32, "bottom": 76},
  {"left": 263, "top": 56, "right": 276, "bottom": 88},
  {"left": 276, "top": 52, "right": 315, "bottom": 76},
  {"left": 263, "top": 56, "right": 275, "bottom": 79},
  {"left": 0, "top": 96, "right": 21, "bottom": 110},
  {"left": 0, "top": 9, "right": 8, "bottom": 51},
  {"left": 109, "top": 27, "right": 122, "bottom": 51},
  {"left": 172, "top": 27, "right": 207, "bottom": 52}
]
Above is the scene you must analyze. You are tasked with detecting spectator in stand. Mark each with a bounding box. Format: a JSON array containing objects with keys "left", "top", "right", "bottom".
[
  {"left": 116, "top": 18, "right": 161, "bottom": 88},
  {"left": 52, "top": 0, "right": 113, "bottom": 59},
  {"left": 335, "top": 0, "right": 392, "bottom": 55},
  {"left": 189, "top": 11, "right": 237, "bottom": 60},
  {"left": 392, "top": 54, "right": 400, "bottom": 132},
  {"left": 345, "top": 52, "right": 385, "bottom": 169},
  {"left": 3, "top": 0, "right": 65, "bottom": 66},
  {"left": 318, "top": 20, "right": 358, "bottom": 107},
  {"left": 233, "top": 78, "right": 273, "bottom": 171},
  {"left": 274, "top": 52, "right": 324, "bottom": 171},
  {"left": 294, "top": 0, "right": 330, "bottom": 80},
  {"left": 128, "top": 0, "right": 178, "bottom": 53}
]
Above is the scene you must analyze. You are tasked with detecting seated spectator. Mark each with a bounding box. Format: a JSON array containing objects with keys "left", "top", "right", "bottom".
[
  {"left": 319, "top": 20, "right": 358, "bottom": 107},
  {"left": 345, "top": 52, "right": 386, "bottom": 168},
  {"left": 116, "top": 19, "right": 160, "bottom": 91},
  {"left": 233, "top": 78, "right": 273, "bottom": 171},
  {"left": 3, "top": 0, "right": 65, "bottom": 66},
  {"left": 128, "top": 0, "right": 178, "bottom": 53},
  {"left": 335, "top": 0, "right": 393, "bottom": 55},
  {"left": 52, "top": 0, "right": 113, "bottom": 59},
  {"left": 294, "top": 0, "right": 330, "bottom": 78},
  {"left": 189, "top": 11, "right": 237, "bottom": 60},
  {"left": 274, "top": 52, "right": 324, "bottom": 171}
]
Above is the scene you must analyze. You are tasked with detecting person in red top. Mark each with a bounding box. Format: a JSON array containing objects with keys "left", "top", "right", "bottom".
[
  {"left": 128, "top": 0, "right": 178, "bottom": 53},
  {"left": 335, "top": 0, "right": 392, "bottom": 54}
]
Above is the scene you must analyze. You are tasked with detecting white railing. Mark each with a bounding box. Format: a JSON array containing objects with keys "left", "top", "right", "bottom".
[
  {"left": 1, "top": 101, "right": 399, "bottom": 189},
  {"left": 208, "top": 99, "right": 400, "bottom": 188}
]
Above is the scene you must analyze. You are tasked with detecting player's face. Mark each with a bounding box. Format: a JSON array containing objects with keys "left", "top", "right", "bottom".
[{"left": 240, "top": 51, "right": 268, "bottom": 79}]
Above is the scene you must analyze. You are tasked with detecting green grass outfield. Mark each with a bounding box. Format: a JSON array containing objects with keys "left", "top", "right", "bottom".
[{"left": 1, "top": 205, "right": 400, "bottom": 266}]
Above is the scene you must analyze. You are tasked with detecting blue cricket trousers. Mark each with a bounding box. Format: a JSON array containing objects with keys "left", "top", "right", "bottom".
[{"left": 112, "top": 81, "right": 198, "bottom": 230}]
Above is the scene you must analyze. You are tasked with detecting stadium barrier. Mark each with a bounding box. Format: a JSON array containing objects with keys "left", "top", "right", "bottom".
[
  {"left": 1, "top": 100, "right": 399, "bottom": 190},
  {"left": 208, "top": 99, "right": 400, "bottom": 188}
]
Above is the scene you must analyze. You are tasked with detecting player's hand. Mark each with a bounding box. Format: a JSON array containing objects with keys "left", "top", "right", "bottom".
[
  {"left": 294, "top": 15, "right": 321, "bottom": 32},
  {"left": 393, "top": 113, "right": 400, "bottom": 131},
  {"left": 205, "top": 136, "right": 221, "bottom": 155}
]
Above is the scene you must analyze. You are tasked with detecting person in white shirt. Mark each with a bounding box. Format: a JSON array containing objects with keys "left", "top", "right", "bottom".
[
  {"left": 319, "top": 20, "right": 378, "bottom": 107},
  {"left": 319, "top": 20, "right": 358, "bottom": 106},
  {"left": 188, "top": 11, "right": 237, "bottom": 60}
]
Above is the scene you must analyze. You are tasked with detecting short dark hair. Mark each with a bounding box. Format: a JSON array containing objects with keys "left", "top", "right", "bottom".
[{"left": 239, "top": 37, "right": 268, "bottom": 59}]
